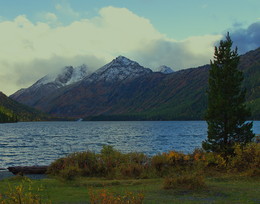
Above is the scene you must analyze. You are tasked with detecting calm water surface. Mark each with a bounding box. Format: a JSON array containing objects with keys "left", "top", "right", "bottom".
[{"left": 0, "top": 121, "right": 259, "bottom": 168}]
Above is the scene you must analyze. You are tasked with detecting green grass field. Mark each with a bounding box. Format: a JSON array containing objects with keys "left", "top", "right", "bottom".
[{"left": 0, "top": 175, "right": 259, "bottom": 203}]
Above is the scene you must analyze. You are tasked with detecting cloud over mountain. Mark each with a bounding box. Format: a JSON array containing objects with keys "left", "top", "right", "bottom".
[
  {"left": 0, "top": 6, "right": 246, "bottom": 95},
  {"left": 230, "top": 21, "right": 260, "bottom": 54}
]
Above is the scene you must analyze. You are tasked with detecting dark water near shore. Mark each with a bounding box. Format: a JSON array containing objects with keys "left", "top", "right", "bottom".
[{"left": 0, "top": 121, "right": 259, "bottom": 168}]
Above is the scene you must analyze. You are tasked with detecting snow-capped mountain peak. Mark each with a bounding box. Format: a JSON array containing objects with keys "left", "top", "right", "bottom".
[
  {"left": 70, "top": 64, "right": 89, "bottom": 84},
  {"left": 85, "top": 56, "right": 152, "bottom": 83},
  {"left": 11, "top": 64, "right": 92, "bottom": 102},
  {"left": 35, "top": 65, "right": 91, "bottom": 88},
  {"left": 157, "top": 65, "right": 174, "bottom": 74},
  {"left": 54, "top": 66, "right": 74, "bottom": 84},
  {"left": 114, "top": 56, "right": 138, "bottom": 66}
]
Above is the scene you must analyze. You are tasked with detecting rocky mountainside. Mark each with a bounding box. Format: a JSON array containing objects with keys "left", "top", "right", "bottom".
[
  {"left": 10, "top": 48, "right": 260, "bottom": 120},
  {"left": 239, "top": 48, "right": 260, "bottom": 119}
]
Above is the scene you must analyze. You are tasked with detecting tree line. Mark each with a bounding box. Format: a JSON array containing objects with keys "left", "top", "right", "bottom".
[{"left": 0, "top": 106, "right": 18, "bottom": 123}]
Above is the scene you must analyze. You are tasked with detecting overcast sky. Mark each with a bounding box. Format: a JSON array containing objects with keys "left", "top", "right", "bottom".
[{"left": 0, "top": 0, "right": 259, "bottom": 95}]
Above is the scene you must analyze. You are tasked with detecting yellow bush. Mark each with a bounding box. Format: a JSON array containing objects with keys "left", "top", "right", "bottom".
[
  {"left": 166, "top": 151, "right": 186, "bottom": 165},
  {"left": 203, "top": 152, "right": 227, "bottom": 169},
  {"left": 0, "top": 179, "right": 50, "bottom": 204},
  {"left": 151, "top": 154, "right": 168, "bottom": 175},
  {"left": 229, "top": 143, "right": 260, "bottom": 175}
]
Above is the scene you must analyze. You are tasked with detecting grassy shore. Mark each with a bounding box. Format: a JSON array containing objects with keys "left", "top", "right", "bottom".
[
  {"left": 0, "top": 175, "right": 259, "bottom": 203},
  {"left": 1, "top": 143, "right": 259, "bottom": 203}
]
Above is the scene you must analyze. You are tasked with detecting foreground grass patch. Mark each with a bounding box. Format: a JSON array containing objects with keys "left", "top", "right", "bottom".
[{"left": 0, "top": 175, "right": 259, "bottom": 203}]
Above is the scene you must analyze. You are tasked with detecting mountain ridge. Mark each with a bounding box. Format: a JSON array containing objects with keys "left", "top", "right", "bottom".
[
  {"left": 10, "top": 48, "right": 260, "bottom": 120},
  {"left": 81, "top": 56, "right": 153, "bottom": 84}
]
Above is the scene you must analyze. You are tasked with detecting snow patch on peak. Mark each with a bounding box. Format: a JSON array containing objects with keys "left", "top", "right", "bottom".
[
  {"left": 11, "top": 64, "right": 91, "bottom": 104},
  {"left": 157, "top": 65, "right": 174, "bottom": 74},
  {"left": 34, "top": 65, "right": 91, "bottom": 88},
  {"left": 85, "top": 56, "right": 152, "bottom": 83},
  {"left": 55, "top": 66, "right": 74, "bottom": 84},
  {"left": 35, "top": 74, "right": 57, "bottom": 87},
  {"left": 70, "top": 64, "right": 90, "bottom": 84},
  {"left": 114, "top": 56, "right": 137, "bottom": 66}
]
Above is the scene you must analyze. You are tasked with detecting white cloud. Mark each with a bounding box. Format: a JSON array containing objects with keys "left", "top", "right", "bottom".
[
  {"left": 132, "top": 34, "right": 222, "bottom": 70},
  {"left": 0, "top": 6, "right": 221, "bottom": 95}
]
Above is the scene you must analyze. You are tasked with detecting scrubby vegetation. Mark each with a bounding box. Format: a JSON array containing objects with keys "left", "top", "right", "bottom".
[
  {"left": 0, "top": 143, "right": 259, "bottom": 203},
  {"left": 47, "top": 143, "right": 260, "bottom": 181},
  {"left": 0, "top": 177, "right": 50, "bottom": 204},
  {"left": 47, "top": 145, "right": 149, "bottom": 180}
]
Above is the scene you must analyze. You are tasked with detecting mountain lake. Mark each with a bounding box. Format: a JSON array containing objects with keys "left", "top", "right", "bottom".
[{"left": 0, "top": 121, "right": 260, "bottom": 168}]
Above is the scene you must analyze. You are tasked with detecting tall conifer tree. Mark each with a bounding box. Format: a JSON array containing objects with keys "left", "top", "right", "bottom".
[{"left": 202, "top": 33, "right": 254, "bottom": 156}]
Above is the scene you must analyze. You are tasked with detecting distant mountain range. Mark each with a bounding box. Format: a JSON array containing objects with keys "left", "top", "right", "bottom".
[{"left": 9, "top": 47, "right": 260, "bottom": 120}]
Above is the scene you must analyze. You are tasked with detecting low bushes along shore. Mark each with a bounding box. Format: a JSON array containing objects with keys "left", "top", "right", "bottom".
[
  {"left": 0, "top": 143, "right": 259, "bottom": 203},
  {"left": 47, "top": 143, "right": 260, "bottom": 180}
]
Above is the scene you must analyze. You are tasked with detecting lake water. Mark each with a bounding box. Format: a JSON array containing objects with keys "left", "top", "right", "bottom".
[{"left": 0, "top": 121, "right": 259, "bottom": 168}]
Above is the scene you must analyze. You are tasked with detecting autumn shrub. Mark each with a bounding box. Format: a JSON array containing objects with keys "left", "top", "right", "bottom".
[
  {"left": 151, "top": 154, "right": 168, "bottom": 176},
  {"left": 203, "top": 152, "right": 227, "bottom": 170},
  {"left": 163, "top": 173, "right": 206, "bottom": 190},
  {"left": 59, "top": 165, "right": 82, "bottom": 180},
  {"left": 126, "top": 152, "right": 148, "bottom": 165},
  {"left": 166, "top": 151, "right": 191, "bottom": 166},
  {"left": 48, "top": 144, "right": 260, "bottom": 180},
  {"left": 119, "top": 152, "right": 149, "bottom": 178},
  {"left": 47, "top": 157, "right": 66, "bottom": 175},
  {"left": 0, "top": 179, "right": 50, "bottom": 204},
  {"left": 119, "top": 163, "right": 144, "bottom": 179},
  {"left": 229, "top": 143, "right": 260, "bottom": 176},
  {"left": 88, "top": 188, "right": 144, "bottom": 204},
  {"left": 48, "top": 147, "right": 201, "bottom": 179},
  {"left": 48, "top": 150, "right": 108, "bottom": 178},
  {"left": 73, "top": 151, "right": 101, "bottom": 176},
  {"left": 189, "top": 143, "right": 260, "bottom": 176},
  {"left": 48, "top": 146, "right": 152, "bottom": 179},
  {"left": 151, "top": 150, "right": 197, "bottom": 177},
  {"left": 99, "top": 145, "right": 126, "bottom": 178},
  {"left": 191, "top": 148, "right": 206, "bottom": 163}
]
